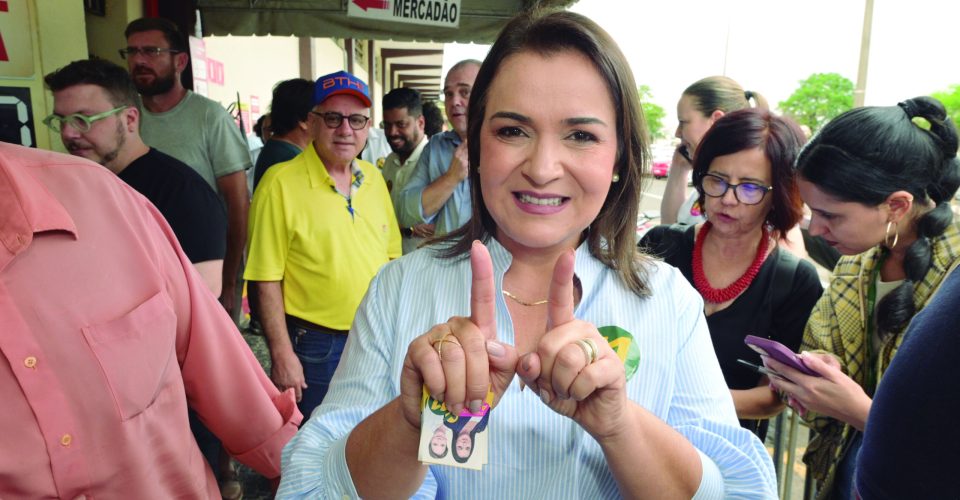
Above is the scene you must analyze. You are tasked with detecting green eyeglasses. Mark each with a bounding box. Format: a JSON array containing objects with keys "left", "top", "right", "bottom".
[{"left": 42, "top": 107, "right": 128, "bottom": 133}]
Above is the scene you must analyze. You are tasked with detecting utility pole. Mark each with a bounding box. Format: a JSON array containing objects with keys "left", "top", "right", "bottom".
[
  {"left": 854, "top": 0, "right": 874, "bottom": 107},
  {"left": 722, "top": 15, "right": 732, "bottom": 76}
]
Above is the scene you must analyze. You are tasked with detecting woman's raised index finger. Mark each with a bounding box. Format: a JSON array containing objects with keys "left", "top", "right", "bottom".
[
  {"left": 547, "top": 250, "right": 576, "bottom": 331},
  {"left": 469, "top": 240, "right": 497, "bottom": 339}
]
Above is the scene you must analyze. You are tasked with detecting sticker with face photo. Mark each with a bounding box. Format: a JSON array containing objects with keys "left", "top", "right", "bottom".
[{"left": 418, "top": 386, "right": 492, "bottom": 470}]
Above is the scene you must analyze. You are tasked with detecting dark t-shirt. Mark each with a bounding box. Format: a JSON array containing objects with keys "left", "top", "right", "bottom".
[
  {"left": 253, "top": 139, "right": 302, "bottom": 191},
  {"left": 856, "top": 266, "right": 960, "bottom": 499},
  {"left": 641, "top": 224, "right": 823, "bottom": 436},
  {"left": 119, "top": 148, "right": 227, "bottom": 263}
]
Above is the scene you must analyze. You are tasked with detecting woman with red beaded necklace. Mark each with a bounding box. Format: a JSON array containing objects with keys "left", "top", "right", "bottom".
[{"left": 642, "top": 108, "right": 823, "bottom": 439}]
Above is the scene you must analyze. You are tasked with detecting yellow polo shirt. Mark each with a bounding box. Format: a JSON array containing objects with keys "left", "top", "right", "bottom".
[{"left": 245, "top": 144, "right": 401, "bottom": 330}]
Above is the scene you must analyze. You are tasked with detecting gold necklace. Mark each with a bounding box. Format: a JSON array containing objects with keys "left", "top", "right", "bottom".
[{"left": 501, "top": 289, "right": 549, "bottom": 306}]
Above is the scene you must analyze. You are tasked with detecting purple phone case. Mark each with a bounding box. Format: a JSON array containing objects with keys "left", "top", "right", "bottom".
[{"left": 743, "top": 335, "right": 820, "bottom": 377}]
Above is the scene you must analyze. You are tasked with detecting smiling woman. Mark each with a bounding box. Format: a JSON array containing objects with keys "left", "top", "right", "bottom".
[
  {"left": 475, "top": 50, "right": 617, "bottom": 256},
  {"left": 278, "top": 9, "right": 777, "bottom": 499}
]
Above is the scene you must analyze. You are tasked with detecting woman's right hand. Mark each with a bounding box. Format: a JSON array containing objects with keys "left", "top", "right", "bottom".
[
  {"left": 673, "top": 145, "right": 693, "bottom": 168},
  {"left": 764, "top": 352, "right": 871, "bottom": 429},
  {"left": 398, "top": 241, "right": 520, "bottom": 430}
]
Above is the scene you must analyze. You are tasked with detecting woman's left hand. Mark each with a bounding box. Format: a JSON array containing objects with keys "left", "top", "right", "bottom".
[
  {"left": 764, "top": 352, "right": 872, "bottom": 430},
  {"left": 516, "top": 250, "right": 627, "bottom": 440}
]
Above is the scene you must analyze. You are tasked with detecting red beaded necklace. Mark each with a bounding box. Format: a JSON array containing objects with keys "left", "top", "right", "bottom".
[{"left": 692, "top": 221, "right": 770, "bottom": 304}]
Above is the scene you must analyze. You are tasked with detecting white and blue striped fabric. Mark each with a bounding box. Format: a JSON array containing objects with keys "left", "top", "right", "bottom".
[{"left": 277, "top": 239, "right": 778, "bottom": 499}]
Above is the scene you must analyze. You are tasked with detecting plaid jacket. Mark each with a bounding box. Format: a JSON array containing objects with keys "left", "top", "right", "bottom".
[{"left": 801, "top": 222, "right": 960, "bottom": 498}]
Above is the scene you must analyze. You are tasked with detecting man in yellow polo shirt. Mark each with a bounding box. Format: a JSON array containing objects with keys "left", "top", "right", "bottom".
[{"left": 245, "top": 70, "right": 401, "bottom": 420}]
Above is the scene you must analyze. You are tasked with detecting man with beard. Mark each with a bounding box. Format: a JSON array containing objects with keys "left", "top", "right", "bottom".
[
  {"left": 398, "top": 59, "right": 480, "bottom": 236},
  {"left": 44, "top": 58, "right": 226, "bottom": 294},
  {"left": 122, "top": 19, "right": 251, "bottom": 498},
  {"left": 245, "top": 71, "right": 400, "bottom": 421},
  {"left": 380, "top": 87, "right": 431, "bottom": 254},
  {"left": 122, "top": 17, "right": 250, "bottom": 325}
]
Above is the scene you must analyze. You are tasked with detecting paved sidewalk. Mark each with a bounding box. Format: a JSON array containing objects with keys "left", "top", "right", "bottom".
[{"left": 238, "top": 330, "right": 276, "bottom": 499}]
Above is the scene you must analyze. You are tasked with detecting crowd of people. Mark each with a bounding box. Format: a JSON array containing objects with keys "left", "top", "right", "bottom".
[{"left": 2, "top": 7, "right": 959, "bottom": 500}]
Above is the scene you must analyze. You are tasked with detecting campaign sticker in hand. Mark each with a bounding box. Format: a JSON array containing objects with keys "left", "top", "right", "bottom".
[
  {"left": 598, "top": 326, "right": 640, "bottom": 381},
  {"left": 419, "top": 386, "right": 493, "bottom": 470}
]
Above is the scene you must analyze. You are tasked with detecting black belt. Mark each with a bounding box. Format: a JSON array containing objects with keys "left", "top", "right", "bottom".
[{"left": 285, "top": 315, "right": 349, "bottom": 335}]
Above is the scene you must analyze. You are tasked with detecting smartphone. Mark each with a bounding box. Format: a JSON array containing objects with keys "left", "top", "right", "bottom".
[
  {"left": 678, "top": 145, "right": 692, "bottom": 163},
  {"left": 736, "top": 358, "right": 781, "bottom": 379},
  {"left": 743, "top": 335, "right": 821, "bottom": 377}
]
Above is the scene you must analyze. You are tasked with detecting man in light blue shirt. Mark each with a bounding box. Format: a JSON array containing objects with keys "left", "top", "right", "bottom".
[
  {"left": 380, "top": 87, "right": 431, "bottom": 254},
  {"left": 397, "top": 60, "right": 480, "bottom": 235}
]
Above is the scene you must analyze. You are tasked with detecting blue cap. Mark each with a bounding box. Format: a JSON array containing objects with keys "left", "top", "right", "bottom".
[{"left": 314, "top": 70, "right": 371, "bottom": 107}]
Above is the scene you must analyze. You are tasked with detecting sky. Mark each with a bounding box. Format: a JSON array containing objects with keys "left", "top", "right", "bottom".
[{"left": 442, "top": 0, "right": 960, "bottom": 139}]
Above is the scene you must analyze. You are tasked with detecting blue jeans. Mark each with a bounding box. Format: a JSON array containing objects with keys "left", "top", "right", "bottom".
[
  {"left": 834, "top": 431, "right": 863, "bottom": 500},
  {"left": 287, "top": 320, "right": 348, "bottom": 422},
  {"left": 188, "top": 409, "right": 222, "bottom": 477}
]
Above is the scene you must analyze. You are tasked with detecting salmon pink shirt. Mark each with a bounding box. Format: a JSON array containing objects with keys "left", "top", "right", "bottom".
[{"left": 0, "top": 144, "right": 302, "bottom": 498}]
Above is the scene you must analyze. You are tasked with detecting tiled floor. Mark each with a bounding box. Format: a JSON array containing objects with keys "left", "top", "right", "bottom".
[
  {"left": 237, "top": 462, "right": 274, "bottom": 499},
  {"left": 766, "top": 411, "right": 815, "bottom": 500}
]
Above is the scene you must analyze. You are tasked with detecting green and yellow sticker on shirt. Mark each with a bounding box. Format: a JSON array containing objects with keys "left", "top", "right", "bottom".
[{"left": 598, "top": 326, "right": 640, "bottom": 380}]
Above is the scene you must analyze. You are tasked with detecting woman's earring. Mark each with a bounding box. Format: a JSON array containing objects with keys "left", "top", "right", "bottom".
[
  {"left": 612, "top": 173, "right": 620, "bottom": 183},
  {"left": 884, "top": 220, "right": 899, "bottom": 249}
]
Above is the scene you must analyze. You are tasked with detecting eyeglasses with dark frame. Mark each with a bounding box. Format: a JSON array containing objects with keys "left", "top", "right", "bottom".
[
  {"left": 118, "top": 46, "right": 182, "bottom": 59},
  {"left": 42, "top": 106, "right": 128, "bottom": 133},
  {"left": 311, "top": 111, "right": 370, "bottom": 131},
  {"left": 700, "top": 173, "right": 773, "bottom": 205}
]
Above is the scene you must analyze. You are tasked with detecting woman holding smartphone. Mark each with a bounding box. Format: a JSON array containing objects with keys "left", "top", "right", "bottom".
[
  {"left": 661, "top": 76, "right": 768, "bottom": 225},
  {"left": 763, "top": 96, "right": 960, "bottom": 500}
]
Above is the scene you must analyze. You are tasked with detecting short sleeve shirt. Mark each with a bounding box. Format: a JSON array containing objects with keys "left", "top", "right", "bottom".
[
  {"left": 244, "top": 146, "right": 402, "bottom": 329},
  {"left": 140, "top": 91, "right": 252, "bottom": 193},
  {"left": 118, "top": 148, "right": 227, "bottom": 263},
  {"left": 253, "top": 139, "right": 301, "bottom": 192}
]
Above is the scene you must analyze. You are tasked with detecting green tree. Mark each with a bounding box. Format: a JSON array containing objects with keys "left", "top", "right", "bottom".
[
  {"left": 638, "top": 85, "right": 666, "bottom": 140},
  {"left": 932, "top": 85, "right": 960, "bottom": 126},
  {"left": 779, "top": 73, "right": 854, "bottom": 133}
]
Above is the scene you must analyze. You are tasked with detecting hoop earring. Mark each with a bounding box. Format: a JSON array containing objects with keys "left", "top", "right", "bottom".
[{"left": 885, "top": 220, "right": 899, "bottom": 249}]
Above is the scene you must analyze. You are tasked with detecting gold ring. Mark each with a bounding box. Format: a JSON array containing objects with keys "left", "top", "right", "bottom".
[
  {"left": 575, "top": 338, "right": 599, "bottom": 365},
  {"left": 430, "top": 333, "right": 461, "bottom": 362}
]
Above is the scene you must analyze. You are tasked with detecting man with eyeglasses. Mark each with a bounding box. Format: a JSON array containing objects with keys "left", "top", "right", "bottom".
[
  {"left": 380, "top": 87, "right": 432, "bottom": 254},
  {"left": 398, "top": 59, "right": 481, "bottom": 237},
  {"left": 44, "top": 56, "right": 251, "bottom": 498},
  {"left": 122, "top": 17, "right": 251, "bottom": 328},
  {"left": 245, "top": 70, "right": 401, "bottom": 420},
  {"left": 44, "top": 58, "right": 226, "bottom": 294}
]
